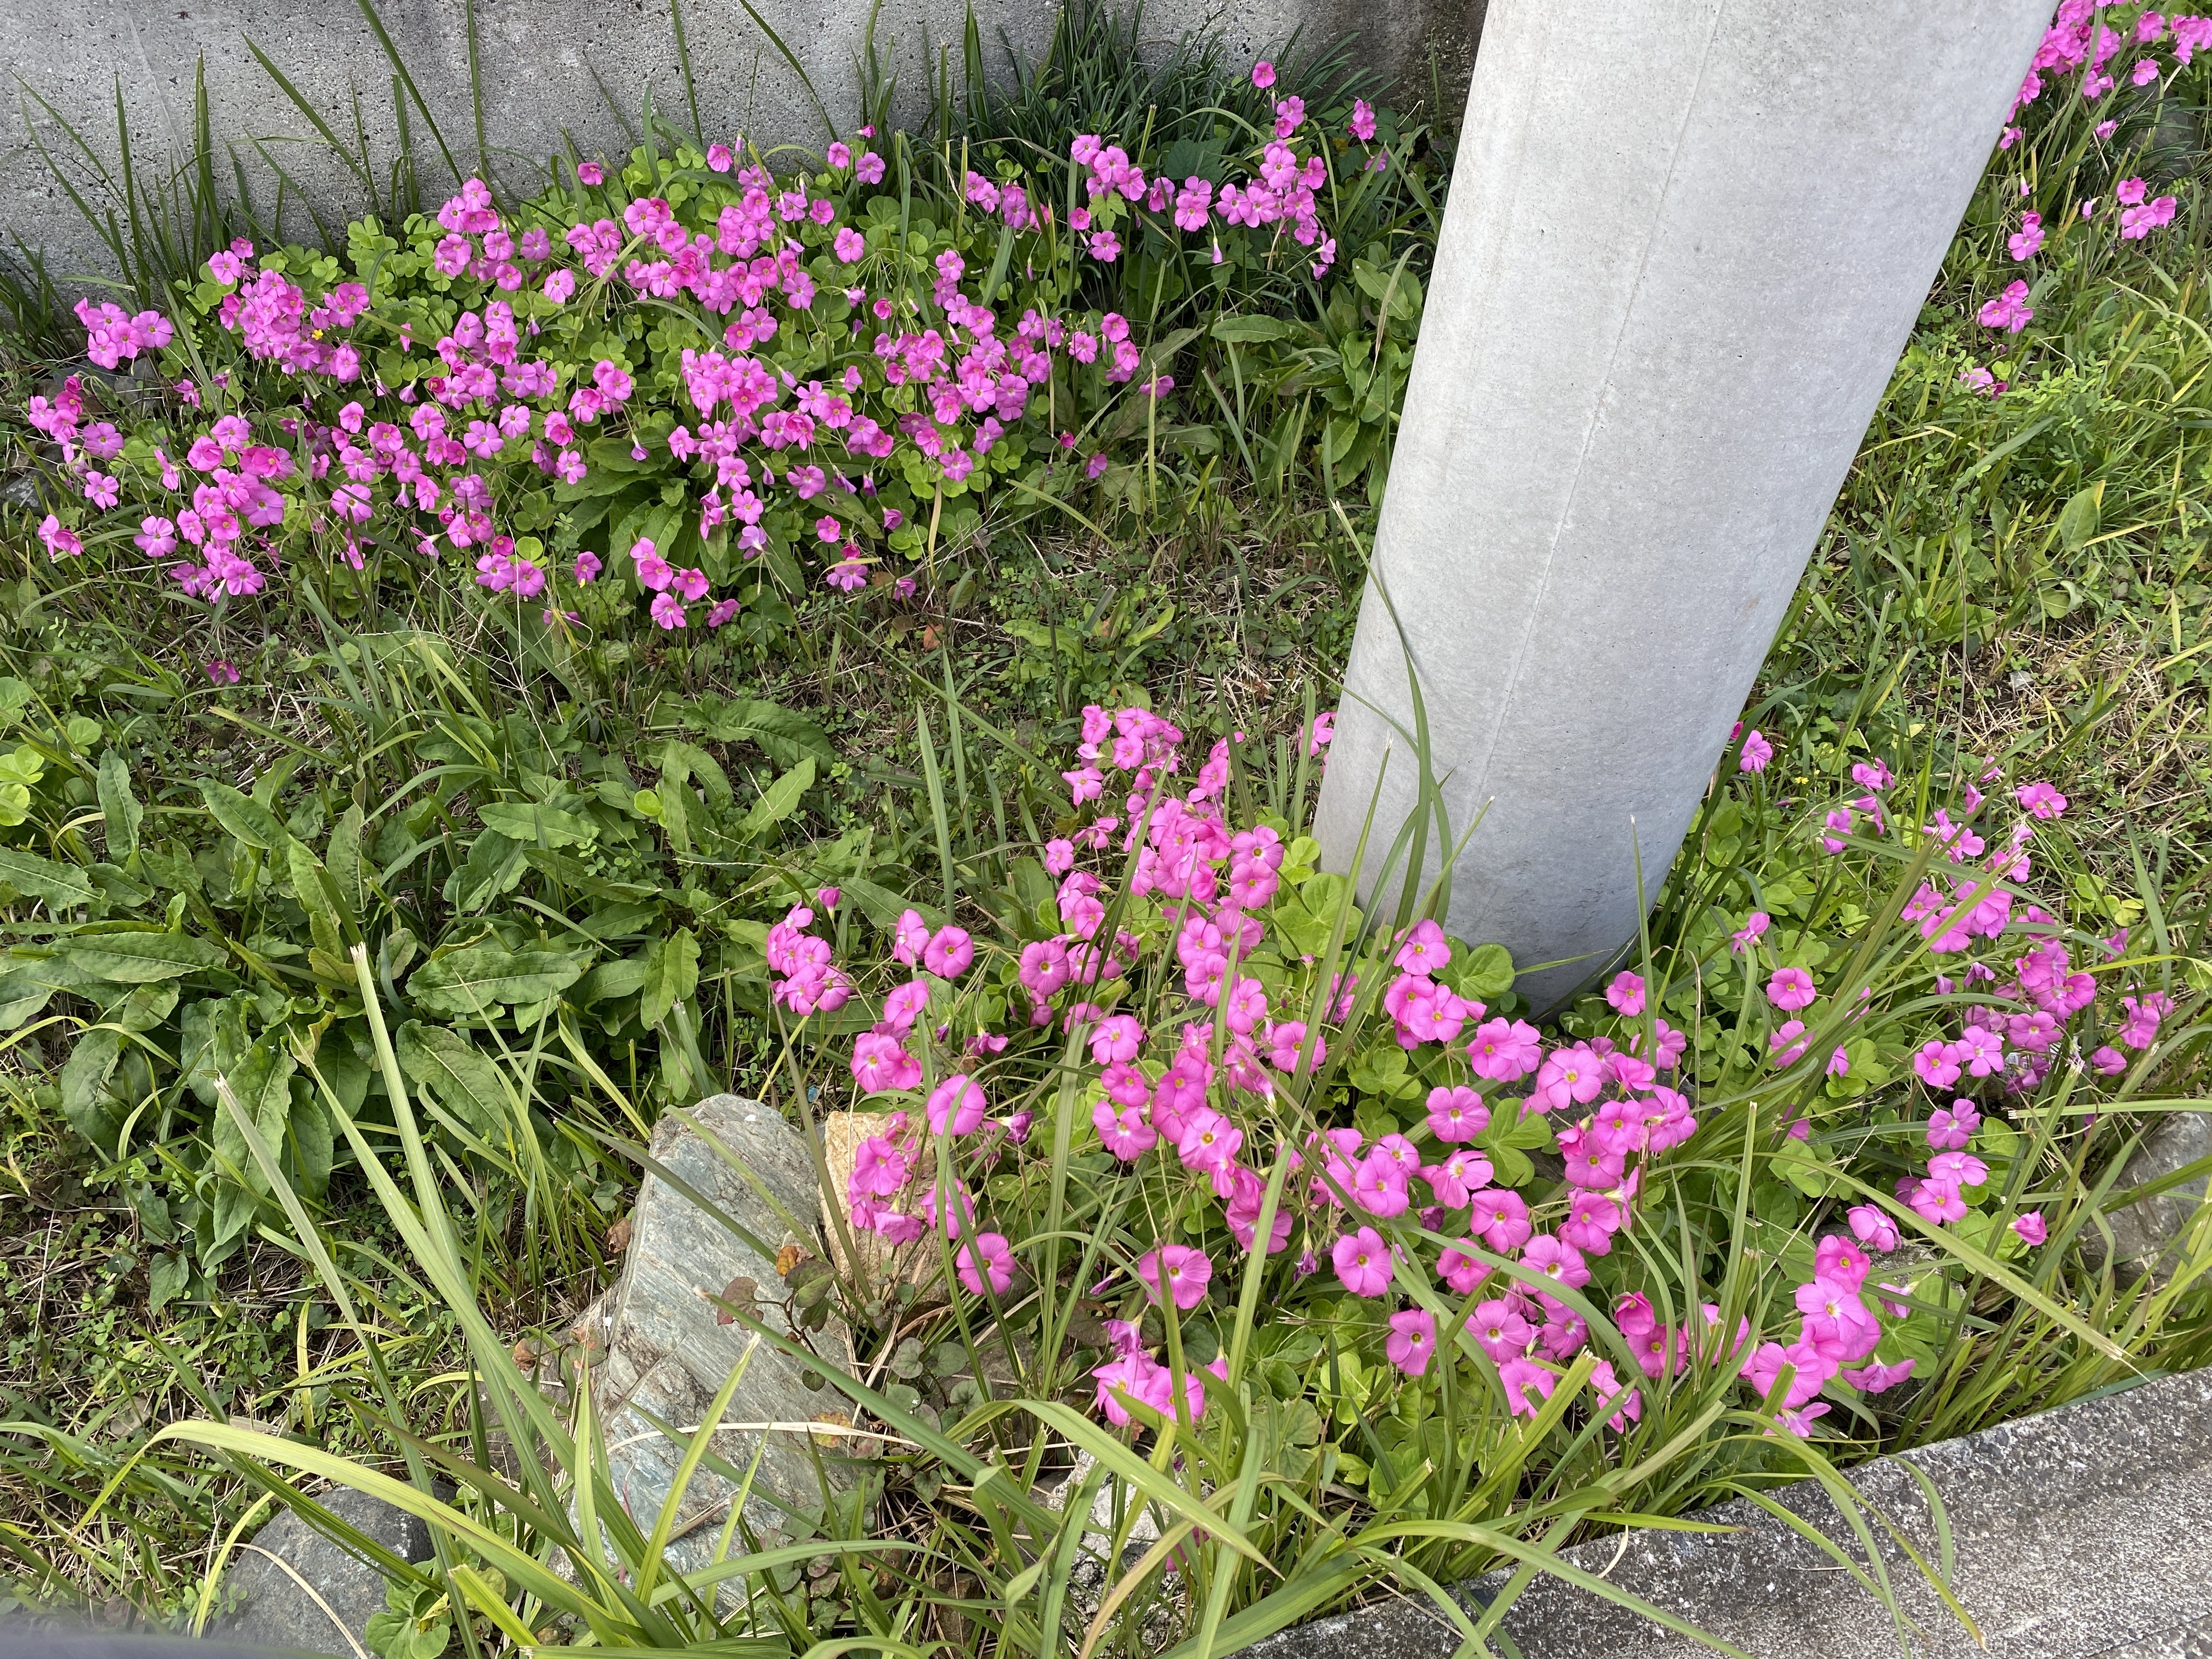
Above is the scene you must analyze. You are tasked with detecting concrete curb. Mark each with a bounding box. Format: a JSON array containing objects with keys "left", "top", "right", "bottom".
[{"left": 1250, "top": 1368, "right": 2212, "bottom": 1659}]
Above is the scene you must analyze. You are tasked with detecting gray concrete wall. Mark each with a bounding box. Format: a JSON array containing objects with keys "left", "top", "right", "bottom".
[{"left": 4, "top": 0, "right": 1481, "bottom": 289}]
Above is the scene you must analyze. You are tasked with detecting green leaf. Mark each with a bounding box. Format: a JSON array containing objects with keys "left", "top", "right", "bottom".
[
  {"left": 639, "top": 927, "right": 701, "bottom": 1029},
  {"left": 477, "top": 800, "right": 599, "bottom": 848},
  {"left": 200, "top": 779, "right": 292, "bottom": 852},
  {"left": 59, "top": 928, "right": 227, "bottom": 983},
  {"left": 1455, "top": 941, "right": 1515, "bottom": 1000},
  {"left": 212, "top": 1037, "right": 297, "bottom": 1195},
  {"left": 328, "top": 805, "right": 366, "bottom": 917},
  {"left": 58, "top": 1026, "right": 126, "bottom": 1155},
  {"left": 0, "top": 970, "right": 53, "bottom": 1031},
  {"left": 287, "top": 840, "right": 352, "bottom": 960},
  {"left": 97, "top": 752, "right": 142, "bottom": 863},
  {"left": 737, "top": 757, "right": 815, "bottom": 837},
  {"left": 2056, "top": 482, "right": 2102, "bottom": 550},
  {"left": 1210, "top": 314, "right": 1291, "bottom": 343},
  {"left": 0, "top": 846, "right": 96, "bottom": 911},
  {"left": 287, "top": 1077, "right": 335, "bottom": 1199},
  {"left": 407, "top": 945, "right": 589, "bottom": 1016},
  {"left": 396, "top": 1020, "right": 510, "bottom": 1137}
]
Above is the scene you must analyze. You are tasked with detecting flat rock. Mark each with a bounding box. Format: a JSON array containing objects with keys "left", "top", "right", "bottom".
[
  {"left": 217, "top": 1483, "right": 434, "bottom": 1656},
  {"left": 1251, "top": 1368, "right": 2212, "bottom": 1659},
  {"left": 594, "top": 1094, "right": 860, "bottom": 1583},
  {"left": 2102, "top": 1111, "right": 2212, "bottom": 1281}
]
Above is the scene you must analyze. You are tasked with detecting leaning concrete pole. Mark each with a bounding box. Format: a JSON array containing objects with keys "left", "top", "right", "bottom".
[{"left": 1314, "top": 0, "right": 2051, "bottom": 1009}]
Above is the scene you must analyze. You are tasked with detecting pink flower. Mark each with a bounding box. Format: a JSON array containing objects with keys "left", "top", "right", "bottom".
[
  {"left": 206, "top": 658, "right": 242, "bottom": 686},
  {"left": 1394, "top": 918, "right": 1449, "bottom": 974},
  {"left": 1467, "top": 1017, "right": 1542, "bottom": 1082},
  {"left": 1730, "top": 912, "right": 1770, "bottom": 955},
  {"left": 1766, "top": 967, "right": 1816, "bottom": 1011},
  {"left": 2015, "top": 780, "right": 2067, "bottom": 819},
  {"left": 37, "top": 515, "right": 82, "bottom": 558},
  {"left": 650, "top": 591, "right": 686, "bottom": 629},
  {"left": 851, "top": 1031, "right": 921, "bottom": 1093},
  {"left": 926, "top": 1074, "right": 989, "bottom": 1136},
  {"left": 1498, "top": 1357, "right": 1556, "bottom": 1417},
  {"left": 1466, "top": 1298, "right": 1531, "bottom": 1362},
  {"left": 1739, "top": 729, "right": 1773, "bottom": 772},
  {"left": 923, "top": 925, "right": 975, "bottom": 978},
  {"left": 1605, "top": 970, "right": 1646, "bottom": 1016},
  {"left": 2012, "top": 1210, "right": 2049, "bottom": 1246},
  {"left": 1979, "top": 279, "right": 2035, "bottom": 332},
  {"left": 1350, "top": 98, "right": 1377, "bottom": 142},
  {"left": 1251, "top": 59, "right": 1276, "bottom": 88},
  {"left": 2008, "top": 211, "right": 2046, "bottom": 261},
  {"left": 575, "top": 161, "right": 605, "bottom": 185},
  {"left": 957, "top": 1231, "right": 1015, "bottom": 1296},
  {"left": 1137, "top": 1243, "right": 1213, "bottom": 1310},
  {"left": 1094, "top": 1099, "right": 1156, "bottom": 1161},
  {"left": 1425, "top": 1084, "right": 1488, "bottom": 1143},
  {"left": 1841, "top": 1358, "right": 1916, "bottom": 1395},
  {"left": 1468, "top": 1188, "right": 1532, "bottom": 1253},
  {"left": 1523, "top": 1233, "right": 1590, "bottom": 1293},
  {"left": 1385, "top": 1308, "right": 1437, "bottom": 1376},
  {"left": 1330, "top": 1227, "right": 1393, "bottom": 1297}
]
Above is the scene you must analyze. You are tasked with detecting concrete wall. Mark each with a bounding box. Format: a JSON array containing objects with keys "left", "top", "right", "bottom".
[{"left": 3, "top": 0, "right": 1481, "bottom": 289}]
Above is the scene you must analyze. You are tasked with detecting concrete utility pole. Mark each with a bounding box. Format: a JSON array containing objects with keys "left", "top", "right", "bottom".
[{"left": 1314, "top": 0, "right": 2052, "bottom": 1011}]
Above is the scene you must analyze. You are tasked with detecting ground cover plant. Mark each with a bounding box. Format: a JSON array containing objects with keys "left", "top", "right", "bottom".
[{"left": 0, "top": 1, "right": 2209, "bottom": 1654}]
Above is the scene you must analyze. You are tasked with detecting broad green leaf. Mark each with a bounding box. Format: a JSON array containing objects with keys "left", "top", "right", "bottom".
[
  {"left": 0, "top": 970, "right": 53, "bottom": 1031},
  {"left": 97, "top": 752, "right": 142, "bottom": 862},
  {"left": 0, "top": 846, "right": 95, "bottom": 911},
  {"left": 1457, "top": 941, "right": 1515, "bottom": 1000},
  {"left": 60, "top": 928, "right": 227, "bottom": 983},
  {"left": 1210, "top": 314, "right": 1291, "bottom": 343},
  {"left": 407, "top": 945, "right": 588, "bottom": 1015},
  {"left": 2056, "top": 482, "right": 2102, "bottom": 550},
  {"left": 639, "top": 927, "right": 700, "bottom": 1029},
  {"left": 212, "top": 1037, "right": 297, "bottom": 1195},
  {"left": 59, "top": 1026, "right": 125, "bottom": 1155},
  {"left": 200, "top": 779, "right": 292, "bottom": 851},
  {"left": 397, "top": 1020, "right": 510, "bottom": 1138},
  {"left": 287, "top": 1076, "right": 335, "bottom": 1199},
  {"left": 478, "top": 800, "right": 598, "bottom": 848},
  {"left": 328, "top": 805, "right": 365, "bottom": 917},
  {"left": 738, "top": 757, "right": 815, "bottom": 837},
  {"left": 287, "top": 839, "right": 351, "bottom": 960}
]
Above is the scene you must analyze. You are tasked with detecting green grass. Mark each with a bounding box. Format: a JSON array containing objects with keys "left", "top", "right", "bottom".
[{"left": 2, "top": 3, "right": 2211, "bottom": 1654}]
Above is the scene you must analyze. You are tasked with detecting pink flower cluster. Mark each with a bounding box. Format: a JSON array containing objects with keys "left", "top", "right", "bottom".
[{"left": 1062, "top": 61, "right": 1389, "bottom": 280}]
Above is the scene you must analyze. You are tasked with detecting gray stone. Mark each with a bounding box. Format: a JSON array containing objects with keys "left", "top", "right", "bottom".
[
  {"left": 2101, "top": 1111, "right": 2212, "bottom": 1282},
  {"left": 0, "top": 0, "right": 1485, "bottom": 293},
  {"left": 1250, "top": 1368, "right": 2212, "bottom": 1659},
  {"left": 1311, "top": 0, "right": 2051, "bottom": 1010},
  {"left": 593, "top": 1093, "right": 859, "bottom": 1584},
  {"left": 218, "top": 1483, "right": 435, "bottom": 1657}
]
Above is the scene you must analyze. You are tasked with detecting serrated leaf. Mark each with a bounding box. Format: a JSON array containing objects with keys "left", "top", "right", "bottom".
[
  {"left": 396, "top": 1020, "right": 511, "bottom": 1137},
  {"left": 200, "top": 780, "right": 292, "bottom": 851},
  {"left": 407, "top": 945, "right": 589, "bottom": 1015},
  {"left": 640, "top": 927, "right": 700, "bottom": 1030},
  {"left": 478, "top": 800, "right": 599, "bottom": 848},
  {"left": 60, "top": 928, "right": 227, "bottom": 982},
  {"left": 0, "top": 846, "right": 95, "bottom": 911},
  {"left": 97, "top": 752, "right": 142, "bottom": 863}
]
